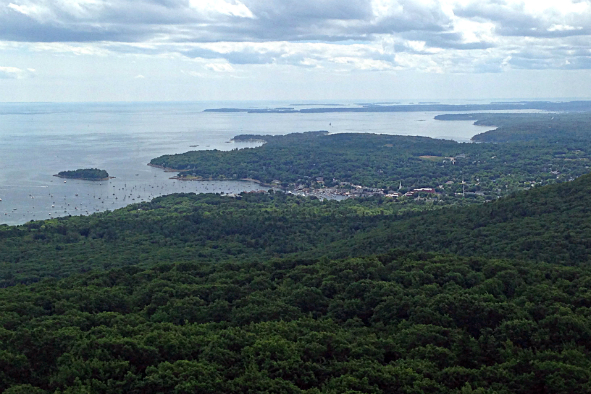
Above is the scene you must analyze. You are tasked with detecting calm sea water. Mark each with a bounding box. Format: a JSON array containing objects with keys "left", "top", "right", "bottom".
[{"left": 0, "top": 100, "right": 499, "bottom": 225}]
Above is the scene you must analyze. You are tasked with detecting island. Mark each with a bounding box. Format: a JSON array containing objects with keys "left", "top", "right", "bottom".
[{"left": 54, "top": 168, "right": 112, "bottom": 181}]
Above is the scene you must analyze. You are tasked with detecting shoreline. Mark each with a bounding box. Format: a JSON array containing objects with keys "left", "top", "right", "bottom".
[
  {"left": 53, "top": 174, "right": 115, "bottom": 181},
  {"left": 147, "top": 163, "right": 194, "bottom": 173},
  {"left": 230, "top": 138, "right": 268, "bottom": 144},
  {"left": 168, "top": 174, "right": 274, "bottom": 188},
  {"left": 149, "top": 164, "right": 389, "bottom": 198},
  {"left": 149, "top": 163, "right": 274, "bottom": 188}
]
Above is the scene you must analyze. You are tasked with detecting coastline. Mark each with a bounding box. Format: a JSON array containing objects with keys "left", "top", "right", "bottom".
[
  {"left": 147, "top": 163, "right": 194, "bottom": 173},
  {"left": 53, "top": 174, "right": 115, "bottom": 181},
  {"left": 149, "top": 163, "right": 274, "bottom": 188},
  {"left": 168, "top": 174, "right": 273, "bottom": 188},
  {"left": 230, "top": 137, "right": 268, "bottom": 144}
]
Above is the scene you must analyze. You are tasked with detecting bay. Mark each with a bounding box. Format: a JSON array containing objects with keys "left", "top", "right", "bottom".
[{"left": 0, "top": 100, "right": 497, "bottom": 225}]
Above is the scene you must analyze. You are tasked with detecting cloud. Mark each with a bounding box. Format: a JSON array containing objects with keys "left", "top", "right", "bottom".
[
  {"left": 182, "top": 69, "right": 205, "bottom": 77},
  {"left": 455, "top": 0, "right": 591, "bottom": 39},
  {"left": 176, "top": 41, "right": 399, "bottom": 71},
  {"left": 0, "top": 0, "right": 452, "bottom": 43},
  {"left": 204, "top": 62, "right": 234, "bottom": 72},
  {"left": 189, "top": 0, "right": 254, "bottom": 18},
  {"left": 0, "top": 66, "right": 35, "bottom": 79},
  {"left": 1, "top": 0, "right": 591, "bottom": 74},
  {"left": 505, "top": 44, "right": 591, "bottom": 70},
  {"left": 401, "top": 31, "right": 495, "bottom": 51}
]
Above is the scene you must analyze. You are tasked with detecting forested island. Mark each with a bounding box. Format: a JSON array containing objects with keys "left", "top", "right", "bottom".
[
  {"left": 4, "top": 113, "right": 591, "bottom": 392},
  {"left": 54, "top": 168, "right": 111, "bottom": 181}
]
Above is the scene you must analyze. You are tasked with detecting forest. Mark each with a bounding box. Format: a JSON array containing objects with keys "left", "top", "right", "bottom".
[
  {"left": 436, "top": 113, "right": 591, "bottom": 143},
  {"left": 3, "top": 114, "right": 591, "bottom": 392},
  {"left": 1, "top": 169, "right": 591, "bottom": 392},
  {"left": 56, "top": 169, "right": 110, "bottom": 181},
  {"left": 3, "top": 169, "right": 591, "bottom": 286},
  {"left": 151, "top": 124, "right": 591, "bottom": 201},
  {"left": 2, "top": 251, "right": 591, "bottom": 393}
]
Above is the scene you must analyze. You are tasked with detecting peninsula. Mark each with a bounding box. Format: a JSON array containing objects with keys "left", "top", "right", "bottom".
[
  {"left": 54, "top": 168, "right": 112, "bottom": 181},
  {"left": 150, "top": 113, "right": 591, "bottom": 203}
]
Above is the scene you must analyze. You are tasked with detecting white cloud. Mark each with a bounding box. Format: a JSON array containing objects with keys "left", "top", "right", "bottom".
[
  {"left": 332, "top": 57, "right": 394, "bottom": 71},
  {"left": 0, "top": 0, "right": 590, "bottom": 95},
  {"left": 182, "top": 70, "right": 205, "bottom": 77},
  {"left": 548, "top": 25, "right": 582, "bottom": 32},
  {"left": 189, "top": 0, "right": 254, "bottom": 18},
  {"left": 28, "top": 43, "right": 111, "bottom": 56},
  {"left": 0, "top": 66, "right": 35, "bottom": 79},
  {"left": 204, "top": 62, "right": 235, "bottom": 72},
  {"left": 55, "top": 0, "right": 104, "bottom": 18},
  {"left": 7, "top": 2, "right": 53, "bottom": 21}
]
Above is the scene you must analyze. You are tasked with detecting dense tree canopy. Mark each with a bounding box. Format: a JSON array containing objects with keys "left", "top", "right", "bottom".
[
  {"left": 436, "top": 113, "right": 591, "bottom": 143},
  {"left": 56, "top": 169, "right": 110, "bottom": 180},
  {"left": 319, "top": 170, "right": 591, "bottom": 266},
  {"left": 4, "top": 170, "right": 591, "bottom": 286},
  {"left": 151, "top": 130, "right": 591, "bottom": 200},
  {"left": 4, "top": 117, "right": 591, "bottom": 392},
  {"left": 2, "top": 251, "right": 591, "bottom": 393},
  {"left": 0, "top": 192, "right": 435, "bottom": 286}
]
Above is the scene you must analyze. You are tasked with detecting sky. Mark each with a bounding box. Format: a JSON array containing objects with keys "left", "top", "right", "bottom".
[{"left": 1, "top": 0, "right": 591, "bottom": 102}]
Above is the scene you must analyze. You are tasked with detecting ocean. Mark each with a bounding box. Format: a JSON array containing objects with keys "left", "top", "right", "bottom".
[{"left": 0, "top": 100, "right": 499, "bottom": 225}]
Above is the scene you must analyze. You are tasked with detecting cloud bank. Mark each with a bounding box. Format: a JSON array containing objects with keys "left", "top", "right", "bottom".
[
  {"left": 0, "top": 66, "right": 35, "bottom": 78},
  {"left": 1, "top": 0, "right": 591, "bottom": 76}
]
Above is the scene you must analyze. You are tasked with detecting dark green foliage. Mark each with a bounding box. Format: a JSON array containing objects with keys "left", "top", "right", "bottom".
[
  {"left": 2, "top": 251, "right": 591, "bottom": 393},
  {"left": 57, "top": 168, "right": 109, "bottom": 180},
  {"left": 0, "top": 192, "right": 435, "bottom": 285},
  {"left": 150, "top": 130, "right": 591, "bottom": 199},
  {"left": 4, "top": 116, "right": 591, "bottom": 392},
  {"left": 4, "top": 170, "right": 591, "bottom": 286},
  {"left": 458, "top": 113, "right": 591, "bottom": 143},
  {"left": 327, "top": 171, "right": 591, "bottom": 266}
]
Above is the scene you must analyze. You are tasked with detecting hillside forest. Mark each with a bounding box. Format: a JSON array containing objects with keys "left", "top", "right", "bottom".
[{"left": 2, "top": 112, "right": 591, "bottom": 393}]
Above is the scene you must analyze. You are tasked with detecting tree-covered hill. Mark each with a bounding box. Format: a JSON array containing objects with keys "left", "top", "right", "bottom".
[
  {"left": 150, "top": 131, "right": 591, "bottom": 197},
  {"left": 2, "top": 251, "right": 591, "bottom": 393},
  {"left": 0, "top": 192, "right": 429, "bottom": 286},
  {"left": 4, "top": 136, "right": 591, "bottom": 391},
  {"left": 4, "top": 170, "right": 591, "bottom": 287},
  {"left": 436, "top": 113, "right": 591, "bottom": 143},
  {"left": 151, "top": 132, "right": 466, "bottom": 189},
  {"left": 327, "top": 170, "right": 591, "bottom": 266}
]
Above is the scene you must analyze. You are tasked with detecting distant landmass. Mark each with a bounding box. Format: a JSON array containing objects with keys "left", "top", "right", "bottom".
[
  {"left": 54, "top": 168, "right": 111, "bottom": 181},
  {"left": 437, "top": 112, "right": 591, "bottom": 143},
  {"left": 289, "top": 103, "right": 345, "bottom": 106},
  {"left": 204, "top": 100, "right": 591, "bottom": 114}
]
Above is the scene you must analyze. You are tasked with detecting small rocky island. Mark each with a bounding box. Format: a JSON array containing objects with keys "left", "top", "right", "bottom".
[{"left": 54, "top": 168, "right": 112, "bottom": 181}]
